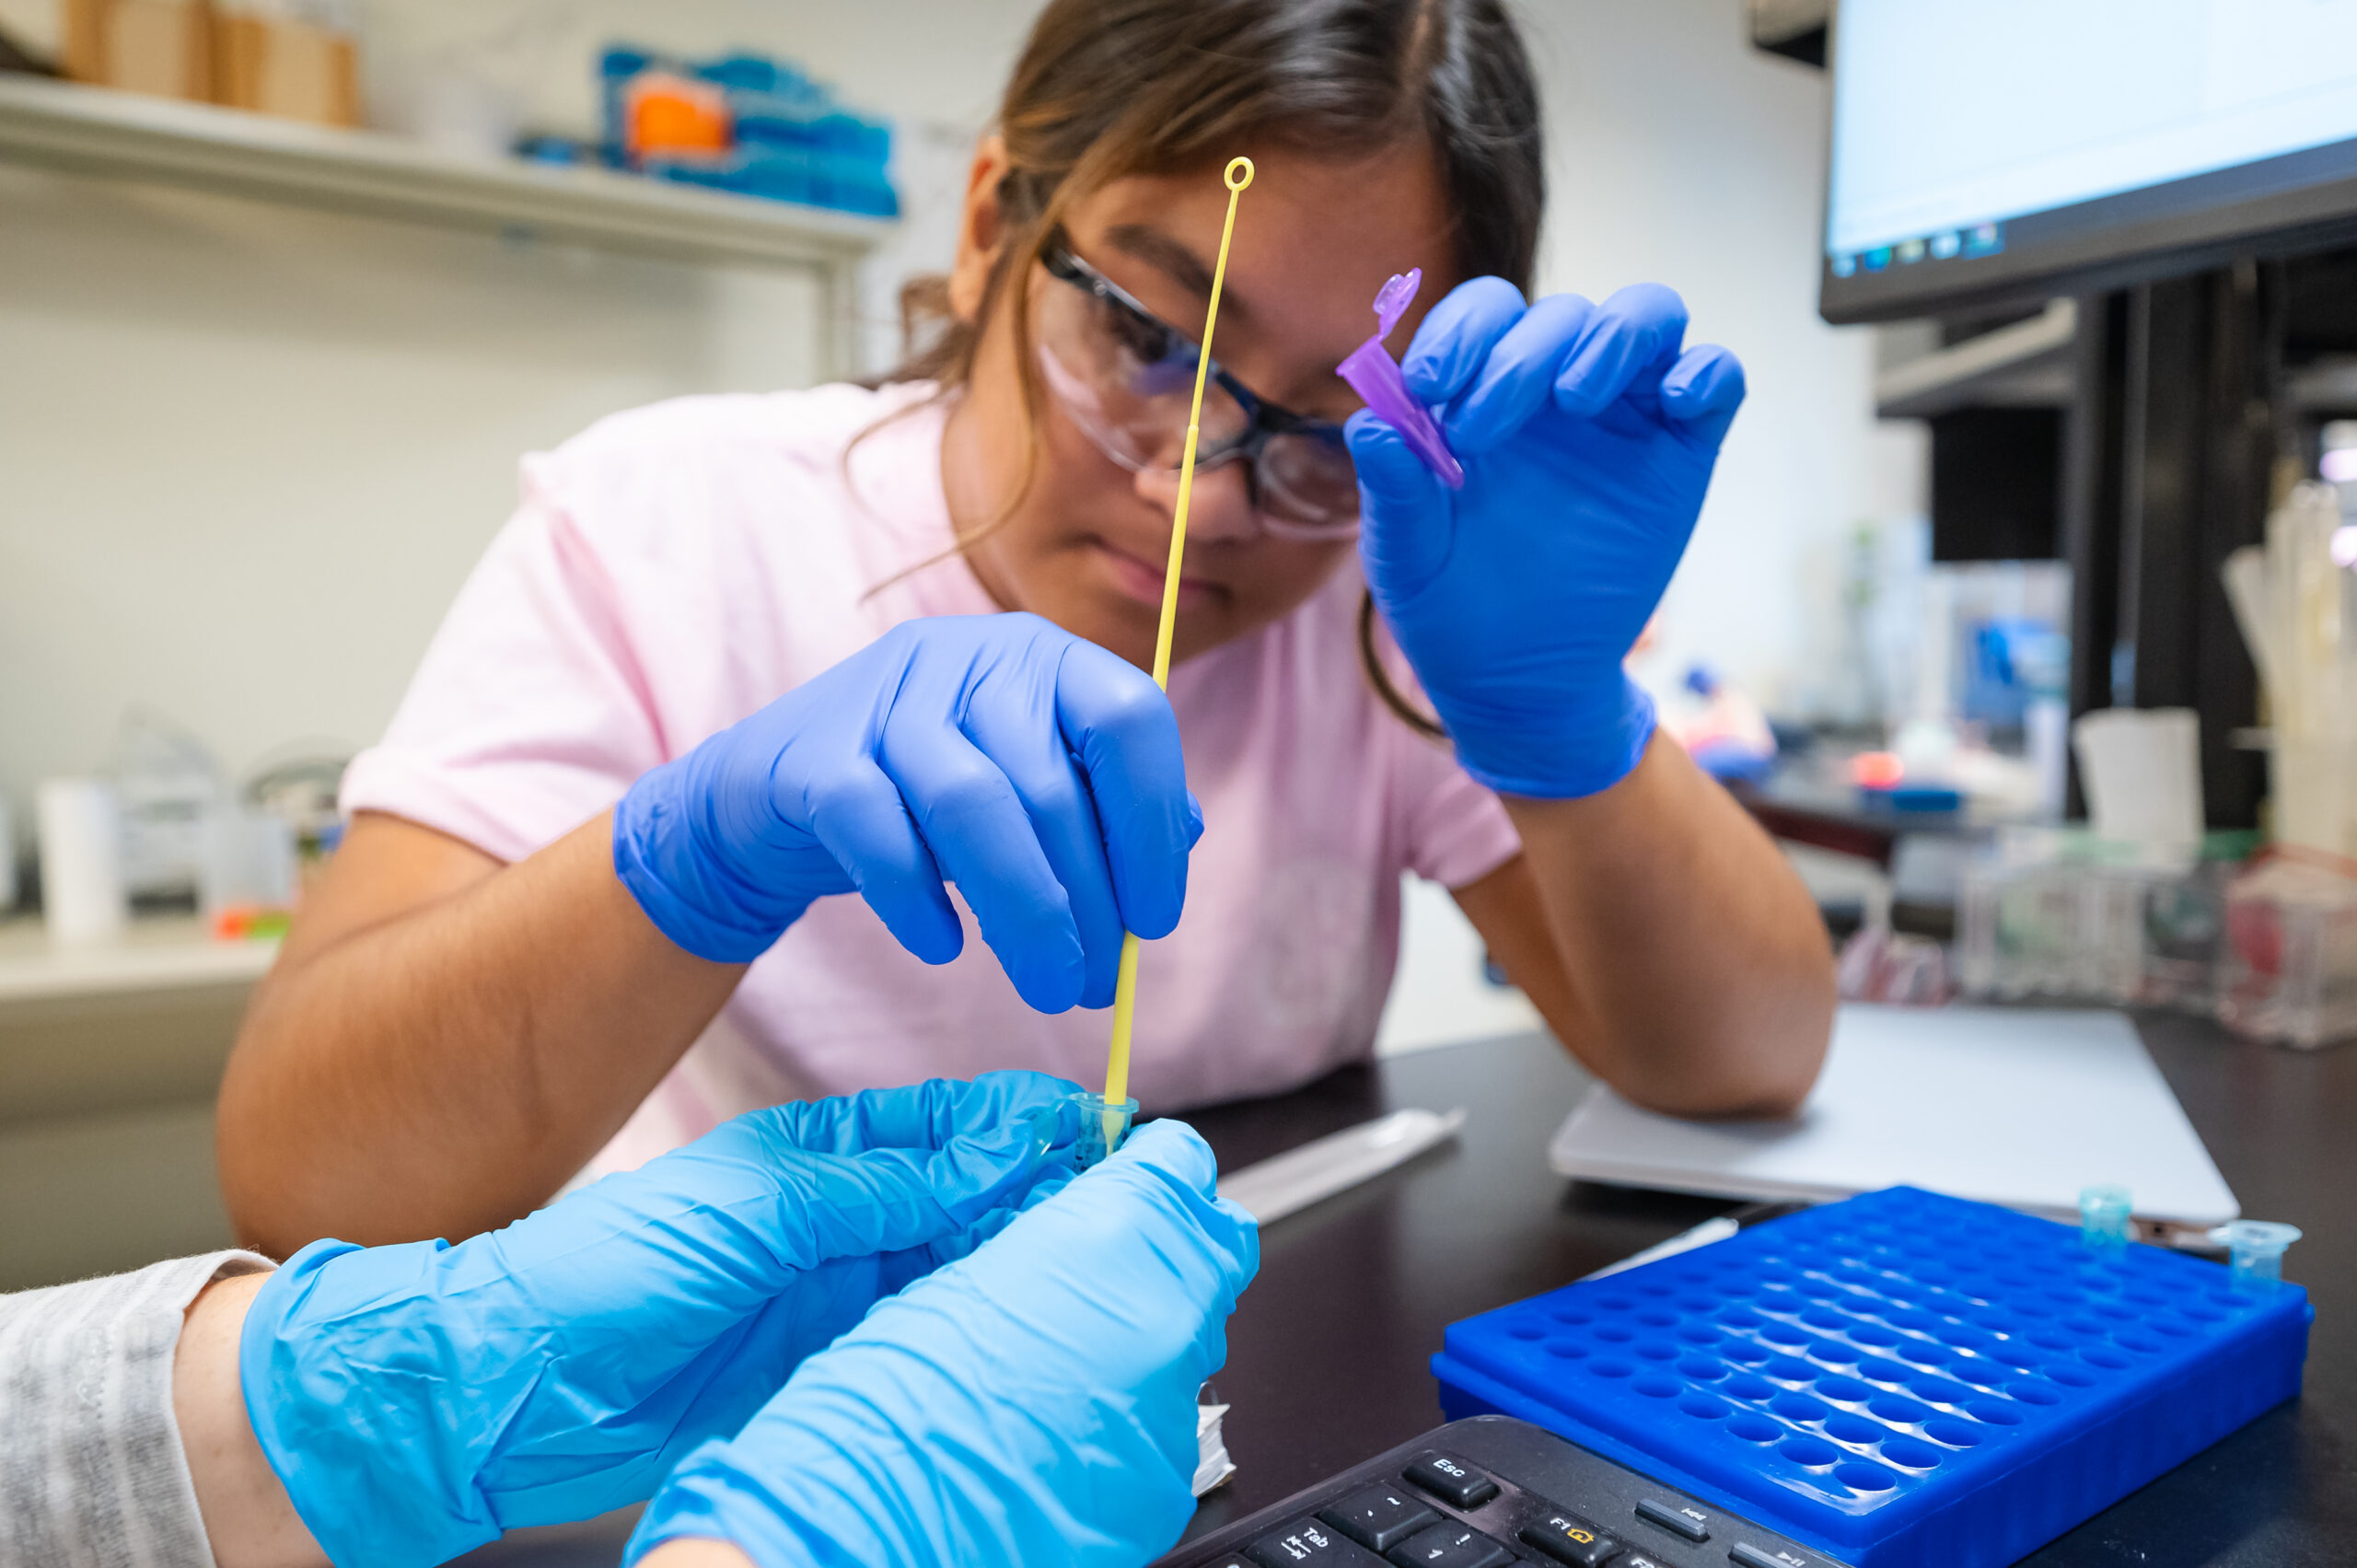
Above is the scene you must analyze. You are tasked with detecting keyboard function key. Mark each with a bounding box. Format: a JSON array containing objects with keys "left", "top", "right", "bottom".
[
  {"left": 1400, "top": 1451, "right": 1501, "bottom": 1509},
  {"left": 1384, "top": 1521, "right": 1517, "bottom": 1568},
  {"left": 1729, "top": 1544, "right": 1819, "bottom": 1568},
  {"left": 1245, "top": 1517, "right": 1387, "bottom": 1567},
  {"left": 1319, "top": 1483, "right": 1441, "bottom": 1553},
  {"left": 1634, "top": 1497, "right": 1712, "bottom": 1542},
  {"left": 1517, "top": 1510, "right": 1623, "bottom": 1568}
]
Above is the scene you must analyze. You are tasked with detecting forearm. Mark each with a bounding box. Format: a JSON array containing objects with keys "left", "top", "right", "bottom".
[
  {"left": 217, "top": 811, "right": 746, "bottom": 1254},
  {"left": 175, "top": 1272, "right": 327, "bottom": 1568},
  {"left": 1507, "top": 734, "right": 1834, "bottom": 1116}
]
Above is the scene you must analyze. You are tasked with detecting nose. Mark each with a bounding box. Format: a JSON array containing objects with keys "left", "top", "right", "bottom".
[{"left": 1132, "top": 455, "right": 1259, "bottom": 543}]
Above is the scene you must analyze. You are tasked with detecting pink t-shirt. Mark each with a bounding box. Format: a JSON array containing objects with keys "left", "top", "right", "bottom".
[{"left": 342, "top": 381, "right": 1520, "bottom": 1171}]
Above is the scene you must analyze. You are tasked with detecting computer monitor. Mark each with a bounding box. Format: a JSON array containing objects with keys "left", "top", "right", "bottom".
[{"left": 1821, "top": 0, "right": 2357, "bottom": 323}]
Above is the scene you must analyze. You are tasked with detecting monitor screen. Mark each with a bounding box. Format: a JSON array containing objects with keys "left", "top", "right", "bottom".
[{"left": 1821, "top": 0, "right": 2357, "bottom": 321}]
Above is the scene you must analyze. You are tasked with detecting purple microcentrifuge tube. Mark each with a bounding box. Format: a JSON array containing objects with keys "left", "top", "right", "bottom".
[{"left": 1334, "top": 267, "right": 1465, "bottom": 489}]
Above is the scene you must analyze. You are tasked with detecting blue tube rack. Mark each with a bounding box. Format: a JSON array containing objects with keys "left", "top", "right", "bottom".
[{"left": 1432, "top": 1187, "right": 2310, "bottom": 1568}]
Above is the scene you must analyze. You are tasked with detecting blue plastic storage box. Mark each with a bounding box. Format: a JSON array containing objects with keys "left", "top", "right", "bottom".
[{"left": 1432, "top": 1186, "right": 2310, "bottom": 1568}]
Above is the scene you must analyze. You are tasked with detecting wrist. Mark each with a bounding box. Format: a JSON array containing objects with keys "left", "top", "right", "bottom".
[
  {"left": 637, "top": 1543, "right": 759, "bottom": 1568},
  {"left": 612, "top": 765, "right": 812, "bottom": 963},
  {"left": 1445, "top": 673, "right": 1657, "bottom": 800},
  {"left": 628, "top": 1446, "right": 829, "bottom": 1568},
  {"left": 241, "top": 1238, "right": 505, "bottom": 1568},
  {"left": 177, "top": 1269, "right": 327, "bottom": 1568}
]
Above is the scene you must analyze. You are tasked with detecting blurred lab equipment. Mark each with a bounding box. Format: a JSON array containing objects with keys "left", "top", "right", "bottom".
[
  {"left": 1956, "top": 826, "right": 2254, "bottom": 1009},
  {"left": 1954, "top": 710, "right": 2234, "bottom": 1011},
  {"left": 36, "top": 777, "right": 127, "bottom": 946},
  {"left": 0, "top": 798, "right": 16, "bottom": 912},
  {"left": 598, "top": 47, "right": 897, "bottom": 217},
  {"left": 110, "top": 710, "right": 221, "bottom": 903},
  {"left": 243, "top": 749, "right": 350, "bottom": 856},
  {"left": 1661, "top": 665, "right": 1776, "bottom": 784},
  {"left": 2073, "top": 707, "right": 2204, "bottom": 854},
  {"left": 39, "top": 712, "right": 327, "bottom": 944},
  {"left": 2215, "top": 851, "right": 2357, "bottom": 1049},
  {"left": 1833, "top": 924, "right": 1950, "bottom": 1005},
  {"left": 198, "top": 805, "right": 296, "bottom": 936},
  {"left": 377, "top": 64, "right": 517, "bottom": 160},
  {"left": 2224, "top": 483, "right": 2357, "bottom": 856}
]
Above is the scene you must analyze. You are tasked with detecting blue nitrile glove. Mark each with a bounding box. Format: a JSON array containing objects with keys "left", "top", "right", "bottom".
[
  {"left": 238, "top": 1073, "right": 1081, "bottom": 1568},
  {"left": 1347, "top": 280, "right": 1747, "bottom": 798},
  {"left": 624, "top": 1118, "right": 1260, "bottom": 1568},
  {"left": 613, "top": 612, "right": 1201, "bottom": 1013}
]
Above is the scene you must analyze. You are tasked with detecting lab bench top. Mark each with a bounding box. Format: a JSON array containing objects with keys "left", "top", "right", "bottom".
[
  {"left": 0, "top": 914, "right": 276, "bottom": 1005},
  {"left": 0, "top": 916, "right": 279, "bottom": 1126},
  {"left": 457, "top": 1014, "right": 2357, "bottom": 1568}
]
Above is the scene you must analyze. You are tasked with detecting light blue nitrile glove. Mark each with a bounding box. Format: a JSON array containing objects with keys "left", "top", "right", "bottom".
[
  {"left": 238, "top": 1073, "right": 1082, "bottom": 1568},
  {"left": 1347, "top": 280, "right": 1747, "bottom": 798},
  {"left": 612, "top": 612, "right": 1201, "bottom": 1013},
  {"left": 624, "top": 1118, "right": 1260, "bottom": 1568}
]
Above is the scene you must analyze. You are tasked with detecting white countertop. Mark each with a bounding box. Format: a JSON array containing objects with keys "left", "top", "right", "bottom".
[{"left": 0, "top": 915, "right": 278, "bottom": 1006}]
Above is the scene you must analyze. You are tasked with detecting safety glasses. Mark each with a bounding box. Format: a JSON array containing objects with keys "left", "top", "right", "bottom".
[{"left": 1035, "top": 240, "right": 1362, "bottom": 540}]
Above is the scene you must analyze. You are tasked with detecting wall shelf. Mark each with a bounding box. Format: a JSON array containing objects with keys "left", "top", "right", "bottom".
[
  {"left": 1875, "top": 298, "right": 2078, "bottom": 420},
  {"left": 0, "top": 75, "right": 893, "bottom": 370},
  {"left": 0, "top": 915, "right": 274, "bottom": 1007}
]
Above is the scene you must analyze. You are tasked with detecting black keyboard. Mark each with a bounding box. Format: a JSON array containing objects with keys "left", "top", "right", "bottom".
[{"left": 1155, "top": 1415, "right": 1851, "bottom": 1568}]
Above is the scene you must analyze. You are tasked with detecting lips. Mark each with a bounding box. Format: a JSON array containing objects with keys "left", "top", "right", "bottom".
[{"left": 1093, "top": 538, "right": 1221, "bottom": 610}]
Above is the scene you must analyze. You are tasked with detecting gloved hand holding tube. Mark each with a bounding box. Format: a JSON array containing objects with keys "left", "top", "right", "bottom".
[
  {"left": 237, "top": 1072, "right": 1082, "bottom": 1568},
  {"left": 627, "top": 1118, "right": 1260, "bottom": 1568},
  {"left": 610, "top": 612, "right": 1202, "bottom": 1014},
  {"left": 1346, "top": 279, "right": 1747, "bottom": 800}
]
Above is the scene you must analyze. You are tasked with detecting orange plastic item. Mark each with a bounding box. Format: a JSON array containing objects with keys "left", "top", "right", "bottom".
[
  {"left": 625, "top": 71, "right": 733, "bottom": 162},
  {"left": 1850, "top": 749, "right": 1906, "bottom": 788},
  {"left": 212, "top": 904, "right": 293, "bottom": 942}
]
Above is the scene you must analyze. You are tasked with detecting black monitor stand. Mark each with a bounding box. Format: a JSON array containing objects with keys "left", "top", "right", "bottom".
[{"left": 2061, "top": 261, "right": 2288, "bottom": 828}]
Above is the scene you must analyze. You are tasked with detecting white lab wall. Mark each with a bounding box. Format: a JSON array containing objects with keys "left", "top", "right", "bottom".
[
  {"left": 0, "top": 165, "right": 828, "bottom": 804},
  {"left": 1520, "top": 1, "right": 1926, "bottom": 711},
  {"left": 1374, "top": 876, "right": 1544, "bottom": 1055}
]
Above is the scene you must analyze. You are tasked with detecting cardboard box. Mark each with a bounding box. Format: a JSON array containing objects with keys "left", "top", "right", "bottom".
[
  {"left": 63, "top": 0, "right": 213, "bottom": 102},
  {"left": 212, "top": 9, "right": 358, "bottom": 128}
]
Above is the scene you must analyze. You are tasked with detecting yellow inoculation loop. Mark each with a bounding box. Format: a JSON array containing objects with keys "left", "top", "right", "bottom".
[{"left": 1098, "top": 156, "right": 1254, "bottom": 1144}]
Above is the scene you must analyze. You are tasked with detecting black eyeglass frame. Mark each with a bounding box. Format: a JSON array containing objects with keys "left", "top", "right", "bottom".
[{"left": 1039, "top": 239, "right": 1354, "bottom": 476}]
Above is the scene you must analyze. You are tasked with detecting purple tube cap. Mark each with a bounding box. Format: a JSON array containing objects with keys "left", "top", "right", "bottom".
[{"left": 1334, "top": 267, "right": 1465, "bottom": 489}]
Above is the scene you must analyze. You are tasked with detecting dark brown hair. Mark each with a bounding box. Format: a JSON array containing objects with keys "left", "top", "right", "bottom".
[{"left": 887, "top": 0, "right": 1546, "bottom": 736}]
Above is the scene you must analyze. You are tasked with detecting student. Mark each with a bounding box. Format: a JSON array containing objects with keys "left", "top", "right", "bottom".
[
  {"left": 4, "top": 1075, "right": 1254, "bottom": 1568},
  {"left": 218, "top": 0, "right": 1836, "bottom": 1255}
]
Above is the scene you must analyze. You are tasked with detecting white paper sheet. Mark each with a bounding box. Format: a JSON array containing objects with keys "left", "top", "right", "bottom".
[{"left": 1549, "top": 1005, "right": 2238, "bottom": 1225}]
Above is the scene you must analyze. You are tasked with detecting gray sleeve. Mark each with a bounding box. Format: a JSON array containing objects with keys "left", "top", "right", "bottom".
[{"left": 0, "top": 1250, "right": 277, "bottom": 1568}]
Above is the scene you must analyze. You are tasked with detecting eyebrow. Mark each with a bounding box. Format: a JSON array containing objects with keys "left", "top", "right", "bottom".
[{"left": 1103, "top": 222, "right": 1254, "bottom": 327}]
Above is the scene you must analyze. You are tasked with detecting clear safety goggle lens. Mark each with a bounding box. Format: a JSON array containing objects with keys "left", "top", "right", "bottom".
[{"left": 1033, "top": 273, "right": 1362, "bottom": 541}]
